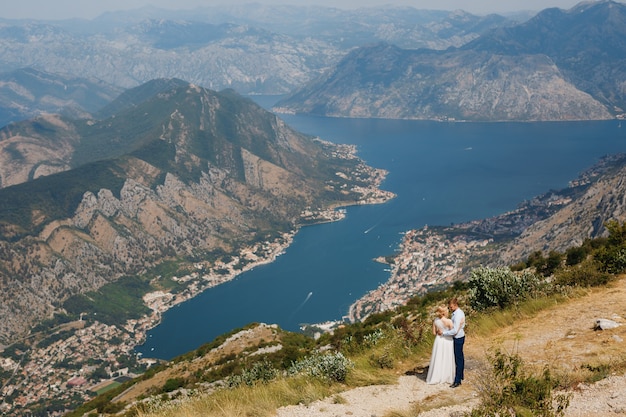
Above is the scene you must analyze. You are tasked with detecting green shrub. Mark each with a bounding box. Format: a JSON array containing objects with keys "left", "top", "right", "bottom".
[
  {"left": 469, "top": 349, "right": 571, "bottom": 417},
  {"left": 227, "top": 359, "right": 278, "bottom": 387},
  {"left": 162, "top": 377, "right": 185, "bottom": 392},
  {"left": 605, "top": 219, "right": 626, "bottom": 246},
  {"left": 595, "top": 246, "right": 626, "bottom": 274},
  {"left": 288, "top": 352, "right": 354, "bottom": 382},
  {"left": 541, "top": 251, "right": 564, "bottom": 277},
  {"left": 554, "top": 259, "right": 612, "bottom": 287},
  {"left": 468, "top": 267, "right": 545, "bottom": 311},
  {"left": 565, "top": 246, "right": 588, "bottom": 266}
]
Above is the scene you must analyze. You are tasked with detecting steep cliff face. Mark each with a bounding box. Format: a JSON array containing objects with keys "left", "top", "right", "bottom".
[
  {"left": 0, "top": 81, "right": 390, "bottom": 343},
  {"left": 275, "top": 1, "right": 625, "bottom": 121}
]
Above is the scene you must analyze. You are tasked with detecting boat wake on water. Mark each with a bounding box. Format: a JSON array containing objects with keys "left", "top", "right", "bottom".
[{"left": 289, "top": 291, "right": 313, "bottom": 320}]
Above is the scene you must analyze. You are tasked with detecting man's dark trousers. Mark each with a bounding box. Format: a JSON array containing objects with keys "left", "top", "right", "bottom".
[{"left": 453, "top": 336, "right": 465, "bottom": 384}]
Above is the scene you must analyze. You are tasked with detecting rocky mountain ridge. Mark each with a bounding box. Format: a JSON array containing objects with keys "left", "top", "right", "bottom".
[
  {"left": 275, "top": 1, "right": 625, "bottom": 121},
  {"left": 0, "top": 80, "right": 392, "bottom": 344}
]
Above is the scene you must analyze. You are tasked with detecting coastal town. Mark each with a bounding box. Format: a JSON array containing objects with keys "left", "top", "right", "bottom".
[
  {"left": 0, "top": 232, "right": 294, "bottom": 416},
  {"left": 348, "top": 226, "right": 490, "bottom": 322}
]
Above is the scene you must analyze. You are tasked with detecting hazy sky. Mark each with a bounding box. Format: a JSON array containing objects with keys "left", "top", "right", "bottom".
[{"left": 0, "top": 0, "right": 600, "bottom": 20}]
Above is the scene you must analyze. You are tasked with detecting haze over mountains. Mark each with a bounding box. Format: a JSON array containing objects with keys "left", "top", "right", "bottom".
[
  {"left": 0, "top": 4, "right": 510, "bottom": 100},
  {"left": 276, "top": 1, "right": 626, "bottom": 121},
  {"left": 0, "top": 68, "right": 122, "bottom": 128},
  {"left": 3, "top": 3, "right": 622, "bottom": 124}
]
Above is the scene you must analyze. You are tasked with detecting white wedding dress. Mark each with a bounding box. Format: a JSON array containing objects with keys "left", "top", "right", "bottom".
[{"left": 425, "top": 318, "right": 455, "bottom": 384}]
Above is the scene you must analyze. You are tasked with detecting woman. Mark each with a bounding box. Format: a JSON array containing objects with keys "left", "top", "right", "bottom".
[{"left": 426, "top": 305, "right": 455, "bottom": 384}]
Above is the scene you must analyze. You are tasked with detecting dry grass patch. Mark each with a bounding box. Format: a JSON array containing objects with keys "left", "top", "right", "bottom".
[{"left": 137, "top": 376, "right": 340, "bottom": 417}]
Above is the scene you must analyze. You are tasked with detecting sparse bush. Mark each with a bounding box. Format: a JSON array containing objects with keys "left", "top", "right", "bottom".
[
  {"left": 288, "top": 352, "right": 353, "bottom": 382},
  {"left": 468, "top": 267, "right": 545, "bottom": 311},
  {"left": 369, "top": 348, "right": 395, "bottom": 369},
  {"left": 392, "top": 315, "right": 427, "bottom": 346},
  {"left": 468, "top": 349, "right": 571, "bottom": 417},
  {"left": 162, "top": 377, "right": 185, "bottom": 393},
  {"left": 363, "top": 328, "right": 385, "bottom": 347},
  {"left": 580, "top": 363, "right": 612, "bottom": 383}
]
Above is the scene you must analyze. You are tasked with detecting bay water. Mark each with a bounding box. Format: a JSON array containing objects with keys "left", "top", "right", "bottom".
[{"left": 137, "top": 102, "right": 626, "bottom": 359}]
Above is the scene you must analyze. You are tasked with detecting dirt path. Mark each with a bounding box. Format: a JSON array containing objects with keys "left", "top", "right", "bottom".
[{"left": 276, "top": 277, "right": 626, "bottom": 417}]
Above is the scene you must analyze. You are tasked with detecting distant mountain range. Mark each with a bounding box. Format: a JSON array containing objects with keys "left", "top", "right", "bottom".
[
  {"left": 0, "top": 5, "right": 511, "bottom": 96},
  {"left": 275, "top": 1, "right": 626, "bottom": 121},
  {"left": 3, "top": 3, "right": 623, "bottom": 124},
  {"left": 0, "top": 79, "right": 389, "bottom": 344},
  {"left": 0, "top": 68, "right": 122, "bottom": 127}
]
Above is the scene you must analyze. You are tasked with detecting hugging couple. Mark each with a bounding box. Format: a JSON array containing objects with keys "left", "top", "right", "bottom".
[{"left": 425, "top": 297, "right": 465, "bottom": 388}]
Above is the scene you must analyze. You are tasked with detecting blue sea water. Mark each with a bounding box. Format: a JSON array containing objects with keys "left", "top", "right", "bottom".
[{"left": 137, "top": 103, "right": 626, "bottom": 359}]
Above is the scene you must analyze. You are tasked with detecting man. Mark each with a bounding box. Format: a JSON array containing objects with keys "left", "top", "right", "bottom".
[{"left": 438, "top": 297, "right": 465, "bottom": 388}]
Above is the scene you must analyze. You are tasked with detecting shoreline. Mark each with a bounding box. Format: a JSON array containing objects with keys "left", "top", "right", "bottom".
[
  {"left": 134, "top": 178, "right": 397, "bottom": 358},
  {"left": 347, "top": 226, "right": 490, "bottom": 322}
]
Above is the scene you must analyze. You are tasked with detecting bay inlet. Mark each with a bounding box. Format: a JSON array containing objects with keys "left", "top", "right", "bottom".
[{"left": 137, "top": 102, "right": 626, "bottom": 360}]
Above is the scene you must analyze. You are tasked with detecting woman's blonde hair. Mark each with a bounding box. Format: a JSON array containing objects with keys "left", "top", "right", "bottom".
[{"left": 435, "top": 305, "right": 448, "bottom": 317}]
